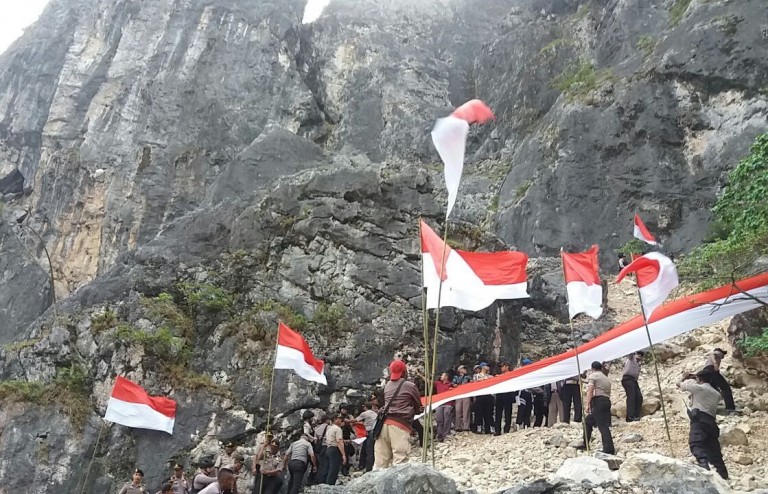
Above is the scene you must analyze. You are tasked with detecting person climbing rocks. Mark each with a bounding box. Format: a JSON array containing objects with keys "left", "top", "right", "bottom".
[
  {"left": 191, "top": 460, "right": 217, "bottom": 493},
  {"left": 434, "top": 372, "right": 455, "bottom": 441},
  {"left": 452, "top": 365, "right": 473, "bottom": 432},
  {"left": 622, "top": 351, "right": 644, "bottom": 422},
  {"left": 198, "top": 467, "right": 235, "bottom": 494},
  {"left": 373, "top": 360, "right": 422, "bottom": 469},
  {"left": 353, "top": 402, "right": 378, "bottom": 471},
  {"left": 494, "top": 361, "right": 516, "bottom": 435},
  {"left": 118, "top": 469, "right": 149, "bottom": 494},
  {"left": 576, "top": 361, "right": 615, "bottom": 455},
  {"left": 679, "top": 369, "right": 729, "bottom": 480},
  {"left": 283, "top": 434, "right": 317, "bottom": 494},
  {"left": 702, "top": 348, "right": 737, "bottom": 413},
  {"left": 472, "top": 363, "right": 494, "bottom": 434}
]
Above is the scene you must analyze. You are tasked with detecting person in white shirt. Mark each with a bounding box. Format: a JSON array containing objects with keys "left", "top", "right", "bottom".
[{"left": 197, "top": 468, "right": 235, "bottom": 494}]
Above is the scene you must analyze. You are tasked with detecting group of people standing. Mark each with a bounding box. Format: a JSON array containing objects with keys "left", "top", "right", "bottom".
[{"left": 118, "top": 348, "right": 737, "bottom": 493}]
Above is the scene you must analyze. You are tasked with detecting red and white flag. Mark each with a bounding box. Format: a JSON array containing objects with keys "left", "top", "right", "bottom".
[
  {"left": 616, "top": 251, "right": 679, "bottom": 318},
  {"left": 562, "top": 245, "right": 603, "bottom": 320},
  {"left": 419, "top": 271, "right": 768, "bottom": 413},
  {"left": 431, "top": 99, "right": 495, "bottom": 218},
  {"left": 105, "top": 376, "right": 177, "bottom": 434},
  {"left": 633, "top": 213, "right": 658, "bottom": 245},
  {"left": 275, "top": 323, "right": 327, "bottom": 385},
  {"left": 420, "top": 220, "right": 528, "bottom": 311}
]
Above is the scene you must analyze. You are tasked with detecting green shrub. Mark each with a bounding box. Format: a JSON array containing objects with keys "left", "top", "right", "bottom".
[
  {"left": 141, "top": 293, "right": 194, "bottom": 338},
  {"left": 669, "top": 0, "right": 692, "bottom": 26},
  {"left": 741, "top": 328, "right": 768, "bottom": 357},
  {"left": 91, "top": 309, "right": 118, "bottom": 332},
  {"left": 113, "top": 324, "right": 189, "bottom": 361},
  {"left": 680, "top": 133, "right": 768, "bottom": 288},
  {"left": 616, "top": 238, "right": 647, "bottom": 256},
  {"left": 551, "top": 61, "right": 613, "bottom": 101},
  {"left": 636, "top": 35, "right": 657, "bottom": 58},
  {"left": 178, "top": 282, "right": 234, "bottom": 314},
  {"left": 515, "top": 180, "right": 533, "bottom": 201}
]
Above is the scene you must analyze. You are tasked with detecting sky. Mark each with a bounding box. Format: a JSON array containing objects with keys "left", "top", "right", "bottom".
[
  {"left": 303, "top": 0, "right": 331, "bottom": 23},
  {"left": 0, "top": 0, "right": 327, "bottom": 55},
  {"left": 0, "top": 0, "right": 50, "bottom": 54}
]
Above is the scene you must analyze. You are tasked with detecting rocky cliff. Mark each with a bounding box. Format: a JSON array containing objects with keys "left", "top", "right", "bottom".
[{"left": 0, "top": 0, "right": 767, "bottom": 492}]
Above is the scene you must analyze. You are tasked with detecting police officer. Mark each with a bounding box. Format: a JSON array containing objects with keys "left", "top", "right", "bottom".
[
  {"left": 702, "top": 348, "right": 737, "bottom": 413},
  {"left": 169, "top": 463, "right": 189, "bottom": 494},
  {"left": 679, "top": 369, "right": 729, "bottom": 479},
  {"left": 560, "top": 374, "right": 583, "bottom": 423},
  {"left": 493, "top": 361, "right": 515, "bottom": 435},
  {"left": 576, "top": 361, "right": 615, "bottom": 455},
  {"left": 622, "top": 351, "right": 644, "bottom": 422},
  {"left": 119, "top": 469, "right": 149, "bottom": 494},
  {"left": 215, "top": 442, "right": 237, "bottom": 473}
]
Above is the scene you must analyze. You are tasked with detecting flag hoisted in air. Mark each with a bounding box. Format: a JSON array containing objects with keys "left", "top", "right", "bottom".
[{"left": 420, "top": 220, "right": 528, "bottom": 311}]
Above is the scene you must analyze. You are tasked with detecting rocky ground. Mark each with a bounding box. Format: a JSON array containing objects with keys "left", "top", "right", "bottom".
[{"left": 333, "top": 280, "right": 768, "bottom": 494}]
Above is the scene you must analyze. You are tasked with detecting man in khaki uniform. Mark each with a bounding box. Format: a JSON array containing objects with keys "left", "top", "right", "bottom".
[
  {"left": 215, "top": 442, "right": 237, "bottom": 473},
  {"left": 168, "top": 463, "right": 189, "bottom": 494},
  {"left": 576, "top": 361, "right": 615, "bottom": 454},
  {"left": 374, "top": 360, "right": 423, "bottom": 469},
  {"left": 118, "top": 468, "right": 149, "bottom": 494}
]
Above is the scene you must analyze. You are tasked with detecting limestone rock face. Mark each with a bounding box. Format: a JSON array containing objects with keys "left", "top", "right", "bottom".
[{"left": 0, "top": 0, "right": 767, "bottom": 492}]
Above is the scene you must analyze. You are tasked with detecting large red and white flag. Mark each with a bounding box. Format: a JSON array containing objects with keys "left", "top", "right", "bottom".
[
  {"left": 616, "top": 252, "right": 679, "bottom": 318},
  {"left": 275, "top": 323, "right": 327, "bottom": 385},
  {"left": 562, "top": 245, "right": 603, "bottom": 320},
  {"left": 419, "top": 271, "right": 768, "bottom": 413},
  {"left": 105, "top": 376, "right": 177, "bottom": 434},
  {"left": 421, "top": 220, "right": 528, "bottom": 311},
  {"left": 633, "top": 213, "right": 658, "bottom": 245},
  {"left": 431, "top": 100, "right": 495, "bottom": 218}
]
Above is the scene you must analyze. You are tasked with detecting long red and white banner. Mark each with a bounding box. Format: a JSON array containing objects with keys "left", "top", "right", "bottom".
[{"left": 422, "top": 272, "right": 768, "bottom": 410}]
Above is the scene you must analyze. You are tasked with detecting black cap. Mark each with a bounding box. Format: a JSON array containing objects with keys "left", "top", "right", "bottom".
[
  {"left": 134, "top": 468, "right": 144, "bottom": 476},
  {"left": 591, "top": 361, "right": 603, "bottom": 370},
  {"left": 713, "top": 348, "right": 728, "bottom": 355},
  {"left": 161, "top": 483, "right": 173, "bottom": 493},
  {"left": 200, "top": 459, "right": 214, "bottom": 468},
  {"left": 173, "top": 463, "right": 183, "bottom": 469},
  {"left": 270, "top": 439, "right": 280, "bottom": 447},
  {"left": 302, "top": 410, "right": 315, "bottom": 420},
  {"left": 225, "top": 441, "right": 235, "bottom": 448}
]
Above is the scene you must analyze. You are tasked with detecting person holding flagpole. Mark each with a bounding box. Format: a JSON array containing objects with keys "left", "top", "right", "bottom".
[{"left": 374, "top": 360, "right": 422, "bottom": 469}]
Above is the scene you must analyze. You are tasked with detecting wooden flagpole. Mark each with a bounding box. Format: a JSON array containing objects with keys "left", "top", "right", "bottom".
[
  {"left": 636, "top": 297, "right": 675, "bottom": 457},
  {"left": 258, "top": 326, "right": 279, "bottom": 494},
  {"left": 559, "top": 249, "right": 590, "bottom": 453},
  {"left": 423, "top": 219, "right": 451, "bottom": 466},
  {"left": 419, "top": 220, "right": 433, "bottom": 462}
]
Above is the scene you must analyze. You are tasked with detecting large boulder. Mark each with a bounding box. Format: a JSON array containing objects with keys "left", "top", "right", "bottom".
[
  {"left": 618, "top": 453, "right": 730, "bottom": 494},
  {"left": 719, "top": 425, "right": 749, "bottom": 447},
  {"left": 553, "top": 456, "right": 618, "bottom": 485},
  {"left": 310, "top": 463, "right": 460, "bottom": 494}
]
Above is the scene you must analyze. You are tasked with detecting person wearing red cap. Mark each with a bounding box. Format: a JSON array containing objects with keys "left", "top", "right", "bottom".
[{"left": 373, "top": 360, "right": 422, "bottom": 469}]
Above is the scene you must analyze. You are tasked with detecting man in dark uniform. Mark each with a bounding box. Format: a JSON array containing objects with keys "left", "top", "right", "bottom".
[
  {"left": 679, "top": 369, "right": 729, "bottom": 479},
  {"left": 494, "top": 361, "right": 516, "bottom": 436},
  {"left": 622, "top": 351, "right": 644, "bottom": 422},
  {"left": 702, "top": 348, "right": 737, "bottom": 413},
  {"left": 576, "top": 361, "right": 615, "bottom": 455},
  {"left": 560, "top": 374, "right": 583, "bottom": 423},
  {"left": 119, "top": 468, "right": 149, "bottom": 494},
  {"left": 532, "top": 385, "right": 547, "bottom": 427}
]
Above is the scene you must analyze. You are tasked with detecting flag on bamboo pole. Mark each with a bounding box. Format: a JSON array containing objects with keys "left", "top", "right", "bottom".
[
  {"left": 616, "top": 252, "right": 679, "bottom": 318},
  {"left": 633, "top": 213, "right": 658, "bottom": 245},
  {"left": 274, "top": 323, "right": 327, "bottom": 385},
  {"left": 431, "top": 99, "right": 495, "bottom": 218},
  {"left": 420, "top": 220, "right": 528, "bottom": 311},
  {"left": 105, "top": 376, "right": 177, "bottom": 434},
  {"left": 562, "top": 245, "right": 603, "bottom": 320}
]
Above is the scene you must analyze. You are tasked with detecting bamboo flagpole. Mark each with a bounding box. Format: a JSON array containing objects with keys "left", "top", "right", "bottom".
[
  {"left": 559, "top": 249, "right": 590, "bottom": 453},
  {"left": 423, "top": 219, "right": 451, "bottom": 466},
  {"left": 419, "top": 219, "right": 433, "bottom": 463},
  {"left": 258, "top": 327, "right": 280, "bottom": 494},
  {"left": 637, "top": 297, "right": 675, "bottom": 457}
]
